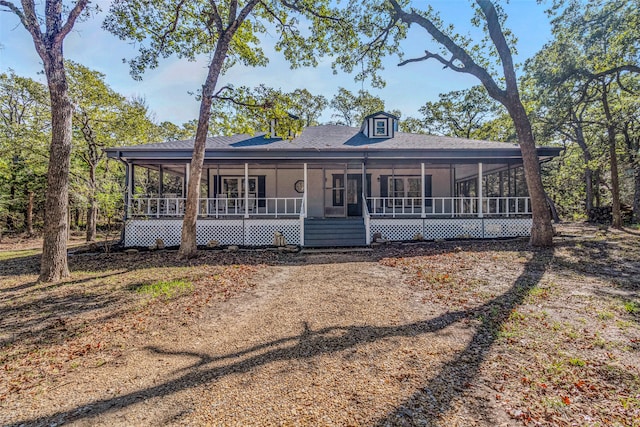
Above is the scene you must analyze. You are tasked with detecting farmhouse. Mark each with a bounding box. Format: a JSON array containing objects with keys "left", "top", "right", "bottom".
[{"left": 106, "top": 112, "right": 561, "bottom": 247}]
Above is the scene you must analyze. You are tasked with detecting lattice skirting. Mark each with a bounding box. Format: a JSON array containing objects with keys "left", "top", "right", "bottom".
[
  {"left": 124, "top": 218, "right": 531, "bottom": 247},
  {"left": 244, "top": 219, "right": 300, "bottom": 246},
  {"left": 124, "top": 218, "right": 301, "bottom": 247},
  {"left": 370, "top": 218, "right": 532, "bottom": 242}
]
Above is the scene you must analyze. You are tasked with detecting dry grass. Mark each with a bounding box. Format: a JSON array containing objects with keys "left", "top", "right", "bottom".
[{"left": 0, "top": 223, "right": 639, "bottom": 426}]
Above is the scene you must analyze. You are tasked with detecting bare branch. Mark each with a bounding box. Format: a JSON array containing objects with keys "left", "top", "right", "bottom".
[
  {"left": 208, "top": 0, "right": 224, "bottom": 33},
  {"left": 54, "top": 0, "right": 89, "bottom": 45},
  {"left": 388, "top": 0, "right": 507, "bottom": 103},
  {"left": 0, "top": 0, "right": 26, "bottom": 26},
  {"left": 475, "top": 0, "right": 518, "bottom": 94},
  {"left": 398, "top": 50, "right": 466, "bottom": 73},
  {"left": 212, "top": 86, "right": 272, "bottom": 109}
]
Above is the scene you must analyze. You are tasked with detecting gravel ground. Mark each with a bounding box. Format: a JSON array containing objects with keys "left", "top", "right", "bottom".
[{"left": 1, "top": 224, "right": 639, "bottom": 426}]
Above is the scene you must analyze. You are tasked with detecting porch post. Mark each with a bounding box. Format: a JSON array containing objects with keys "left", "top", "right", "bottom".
[
  {"left": 303, "top": 163, "right": 308, "bottom": 218},
  {"left": 361, "top": 162, "right": 367, "bottom": 204},
  {"left": 125, "top": 162, "right": 132, "bottom": 220},
  {"left": 421, "top": 162, "right": 426, "bottom": 218},
  {"left": 244, "top": 163, "right": 249, "bottom": 218},
  {"left": 159, "top": 166, "right": 164, "bottom": 196},
  {"left": 478, "top": 162, "right": 483, "bottom": 218}
]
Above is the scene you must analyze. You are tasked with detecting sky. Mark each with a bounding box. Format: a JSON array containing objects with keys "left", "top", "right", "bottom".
[{"left": 0, "top": 1, "right": 553, "bottom": 127}]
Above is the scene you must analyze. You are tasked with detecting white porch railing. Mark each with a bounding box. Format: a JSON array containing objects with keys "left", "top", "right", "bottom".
[
  {"left": 366, "top": 196, "right": 531, "bottom": 217},
  {"left": 128, "top": 196, "right": 303, "bottom": 218}
]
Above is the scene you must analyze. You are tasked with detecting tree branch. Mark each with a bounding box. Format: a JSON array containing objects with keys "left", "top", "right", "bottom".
[
  {"left": 54, "top": 0, "right": 89, "bottom": 45},
  {"left": 398, "top": 50, "right": 466, "bottom": 73},
  {"left": 475, "top": 0, "right": 518, "bottom": 95},
  {"left": 280, "top": 0, "right": 341, "bottom": 22},
  {"left": 388, "top": 0, "right": 507, "bottom": 103},
  {"left": 208, "top": 0, "right": 223, "bottom": 33},
  {"left": 155, "top": 0, "right": 187, "bottom": 52},
  {"left": 0, "top": 0, "right": 27, "bottom": 26}
]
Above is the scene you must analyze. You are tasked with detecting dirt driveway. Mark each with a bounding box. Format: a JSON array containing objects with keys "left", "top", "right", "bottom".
[{"left": 1, "top": 224, "right": 639, "bottom": 426}]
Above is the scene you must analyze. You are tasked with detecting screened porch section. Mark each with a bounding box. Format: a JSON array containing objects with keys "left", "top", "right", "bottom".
[{"left": 126, "top": 163, "right": 304, "bottom": 218}]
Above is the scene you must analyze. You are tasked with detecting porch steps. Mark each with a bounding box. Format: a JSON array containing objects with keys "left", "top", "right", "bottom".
[{"left": 304, "top": 218, "right": 367, "bottom": 247}]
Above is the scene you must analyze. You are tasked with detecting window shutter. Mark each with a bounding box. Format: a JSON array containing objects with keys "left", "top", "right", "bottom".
[
  {"left": 424, "top": 175, "right": 432, "bottom": 208},
  {"left": 257, "top": 176, "right": 266, "bottom": 207},
  {"left": 380, "top": 175, "right": 388, "bottom": 197}
]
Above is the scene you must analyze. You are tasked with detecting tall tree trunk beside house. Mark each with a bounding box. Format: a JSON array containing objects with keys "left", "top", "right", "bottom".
[
  {"left": 106, "top": 0, "right": 352, "bottom": 257},
  {"left": 178, "top": 29, "right": 241, "bottom": 259},
  {"left": 0, "top": 0, "right": 89, "bottom": 282},
  {"left": 388, "top": 0, "right": 553, "bottom": 246}
]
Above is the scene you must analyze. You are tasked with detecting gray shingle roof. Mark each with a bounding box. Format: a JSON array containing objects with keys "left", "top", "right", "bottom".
[{"left": 109, "top": 124, "right": 520, "bottom": 152}]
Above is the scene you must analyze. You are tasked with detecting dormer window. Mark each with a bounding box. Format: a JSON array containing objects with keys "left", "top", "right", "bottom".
[
  {"left": 361, "top": 111, "right": 399, "bottom": 139},
  {"left": 374, "top": 119, "right": 388, "bottom": 136}
]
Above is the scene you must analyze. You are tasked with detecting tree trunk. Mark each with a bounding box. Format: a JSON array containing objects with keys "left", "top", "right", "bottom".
[
  {"left": 509, "top": 102, "right": 554, "bottom": 246},
  {"left": 594, "top": 169, "right": 601, "bottom": 208},
  {"left": 573, "top": 121, "right": 594, "bottom": 213},
  {"left": 86, "top": 201, "right": 97, "bottom": 242},
  {"left": 601, "top": 82, "right": 622, "bottom": 229},
  {"left": 74, "top": 207, "right": 80, "bottom": 229},
  {"left": 634, "top": 166, "right": 640, "bottom": 224},
  {"left": 546, "top": 193, "right": 560, "bottom": 224},
  {"left": 39, "top": 50, "right": 72, "bottom": 282},
  {"left": 86, "top": 165, "right": 97, "bottom": 242},
  {"left": 26, "top": 191, "right": 34, "bottom": 236},
  {"left": 607, "top": 129, "right": 622, "bottom": 228},
  {"left": 178, "top": 35, "right": 233, "bottom": 259}
]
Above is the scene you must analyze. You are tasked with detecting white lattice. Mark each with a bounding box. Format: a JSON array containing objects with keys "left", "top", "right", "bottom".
[
  {"left": 244, "top": 219, "right": 301, "bottom": 245},
  {"left": 423, "top": 219, "right": 484, "bottom": 240},
  {"left": 370, "top": 219, "right": 423, "bottom": 241},
  {"left": 483, "top": 218, "right": 532, "bottom": 238},
  {"left": 196, "top": 219, "right": 244, "bottom": 245},
  {"left": 124, "top": 219, "right": 183, "bottom": 247}
]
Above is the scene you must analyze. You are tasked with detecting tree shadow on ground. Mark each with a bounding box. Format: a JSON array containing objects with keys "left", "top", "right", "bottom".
[{"left": 8, "top": 248, "right": 552, "bottom": 427}]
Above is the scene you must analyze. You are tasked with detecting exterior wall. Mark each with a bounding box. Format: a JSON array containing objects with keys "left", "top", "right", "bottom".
[{"left": 306, "top": 168, "right": 324, "bottom": 217}]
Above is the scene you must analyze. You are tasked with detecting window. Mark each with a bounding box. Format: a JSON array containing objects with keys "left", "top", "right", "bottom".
[
  {"left": 221, "top": 177, "right": 257, "bottom": 199},
  {"left": 388, "top": 176, "right": 421, "bottom": 206},
  {"left": 374, "top": 119, "right": 387, "bottom": 136}
]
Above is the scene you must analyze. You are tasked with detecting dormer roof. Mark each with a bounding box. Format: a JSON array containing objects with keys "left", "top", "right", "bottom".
[{"left": 360, "top": 111, "right": 399, "bottom": 139}]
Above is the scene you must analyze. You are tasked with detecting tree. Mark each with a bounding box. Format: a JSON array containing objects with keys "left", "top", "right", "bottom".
[
  {"left": 289, "top": 88, "right": 328, "bottom": 127},
  {"left": 329, "top": 87, "right": 385, "bottom": 126},
  {"left": 0, "top": 0, "right": 91, "bottom": 281},
  {"left": 66, "top": 62, "right": 158, "bottom": 241},
  {"left": 0, "top": 71, "right": 50, "bottom": 235},
  {"left": 105, "top": 0, "right": 346, "bottom": 258},
  {"left": 365, "top": 0, "right": 555, "bottom": 245},
  {"left": 418, "top": 85, "right": 500, "bottom": 138},
  {"left": 528, "top": 0, "right": 640, "bottom": 226}
]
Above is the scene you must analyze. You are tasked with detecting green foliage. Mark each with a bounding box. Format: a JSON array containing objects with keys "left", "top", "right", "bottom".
[
  {"left": 524, "top": 0, "right": 640, "bottom": 220},
  {"left": 329, "top": 87, "right": 385, "bottom": 126},
  {"left": 417, "top": 85, "right": 502, "bottom": 139},
  {"left": 0, "top": 71, "right": 50, "bottom": 231}
]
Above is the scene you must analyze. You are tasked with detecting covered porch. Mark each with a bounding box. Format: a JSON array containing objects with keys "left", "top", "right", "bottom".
[{"left": 119, "top": 159, "right": 534, "bottom": 247}]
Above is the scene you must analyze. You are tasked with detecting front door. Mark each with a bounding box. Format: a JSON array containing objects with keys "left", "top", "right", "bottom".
[
  {"left": 346, "top": 175, "right": 362, "bottom": 216},
  {"left": 329, "top": 173, "right": 371, "bottom": 217}
]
